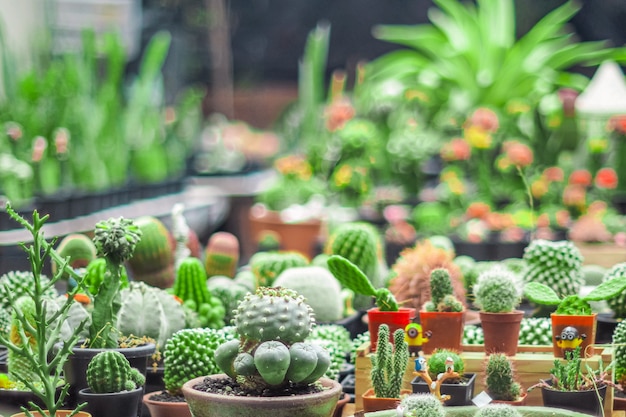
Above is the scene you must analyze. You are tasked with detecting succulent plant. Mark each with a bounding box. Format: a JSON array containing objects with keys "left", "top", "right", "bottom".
[
  {"left": 582, "top": 264, "right": 608, "bottom": 286},
  {"left": 388, "top": 240, "right": 465, "bottom": 311},
  {"left": 126, "top": 216, "right": 175, "bottom": 289},
  {"left": 249, "top": 250, "right": 309, "bottom": 287},
  {"left": 613, "top": 320, "right": 626, "bottom": 386},
  {"left": 349, "top": 331, "right": 370, "bottom": 364},
  {"left": 308, "top": 324, "right": 352, "bottom": 353},
  {"left": 306, "top": 338, "right": 344, "bottom": 380},
  {"left": 206, "top": 275, "right": 251, "bottom": 324},
  {"left": 214, "top": 287, "right": 331, "bottom": 391},
  {"left": 518, "top": 317, "right": 552, "bottom": 346},
  {"left": 0, "top": 307, "right": 10, "bottom": 339},
  {"left": 0, "top": 271, "right": 57, "bottom": 311},
  {"left": 484, "top": 353, "right": 521, "bottom": 401},
  {"left": 400, "top": 393, "right": 446, "bottom": 417},
  {"left": 204, "top": 231, "right": 240, "bottom": 278},
  {"left": 473, "top": 404, "right": 522, "bottom": 417},
  {"left": 164, "top": 327, "right": 236, "bottom": 395},
  {"left": 473, "top": 265, "right": 522, "bottom": 313},
  {"left": 51, "top": 233, "right": 97, "bottom": 280},
  {"left": 8, "top": 297, "right": 41, "bottom": 384},
  {"left": 273, "top": 266, "right": 344, "bottom": 322},
  {"left": 602, "top": 263, "right": 626, "bottom": 318},
  {"left": 83, "top": 257, "right": 129, "bottom": 297},
  {"left": 423, "top": 268, "right": 464, "bottom": 312},
  {"left": 427, "top": 349, "right": 464, "bottom": 382},
  {"left": 86, "top": 350, "right": 145, "bottom": 393},
  {"left": 463, "top": 324, "right": 484, "bottom": 345},
  {"left": 370, "top": 323, "right": 410, "bottom": 399},
  {"left": 523, "top": 240, "right": 584, "bottom": 298}
]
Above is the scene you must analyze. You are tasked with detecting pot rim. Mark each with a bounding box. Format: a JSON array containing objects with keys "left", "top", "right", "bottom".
[{"left": 143, "top": 391, "right": 188, "bottom": 405}]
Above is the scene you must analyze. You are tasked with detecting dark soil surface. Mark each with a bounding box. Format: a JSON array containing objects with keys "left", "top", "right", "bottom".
[
  {"left": 146, "top": 390, "right": 187, "bottom": 403},
  {"left": 193, "top": 376, "right": 324, "bottom": 397}
]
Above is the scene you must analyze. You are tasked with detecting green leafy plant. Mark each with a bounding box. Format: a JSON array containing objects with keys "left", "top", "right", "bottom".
[
  {"left": 370, "top": 323, "right": 409, "bottom": 399},
  {"left": 423, "top": 268, "right": 464, "bottom": 312}
]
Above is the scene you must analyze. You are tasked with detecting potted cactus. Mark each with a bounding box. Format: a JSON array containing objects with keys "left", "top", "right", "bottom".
[
  {"left": 77, "top": 351, "right": 145, "bottom": 417},
  {"left": 395, "top": 394, "right": 445, "bottom": 417},
  {"left": 483, "top": 353, "right": 526, "bottom": 405},
  {"left": 613, "top": 321, "right": 626, "bottom": 411},
  {"left": 361, "top": 324, "right": 411, "bottom": 412},
  {"left": 524, "top": 273, "right": 626, "bottom": 358},
  {"left": 180, "top": 287, "right": 342, "bottom": 417},
  {"left": 473, "top": 266, "right": 524, "bottom": 356},
  {"left": 419, "top": 268, "right": 466, "bottom": 354},
  {"left": 327, "top": 255, "right": 414, "bottom": 352}
]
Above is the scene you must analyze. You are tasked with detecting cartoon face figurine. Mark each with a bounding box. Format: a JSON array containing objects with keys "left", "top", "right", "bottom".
[
  {"left": 555, "top": 326, "right": 586, "bottom": 350},
  {"left": 445, "top": 356, "right": 454, "bottom": 373},
  {"left": 414, "top": 355, "right": 427, "bottom": 372},
  {"left": 405, "top": 323, "right": 431, "bottom": 356}
]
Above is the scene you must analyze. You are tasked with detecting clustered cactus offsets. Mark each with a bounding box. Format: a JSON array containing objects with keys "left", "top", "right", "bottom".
[
  {"left": 423, "top": 268, "right": 464, "bottom": 312},
  {"left": 370, "top": 323, "right": 410, "bottom": 399}
]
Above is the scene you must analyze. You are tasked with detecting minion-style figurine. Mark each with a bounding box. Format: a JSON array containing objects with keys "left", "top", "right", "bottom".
[
  {"left": 414, "top": 355, "right": 427, "bottom": 372},
  {"left": 555, "top": 326, "right": 586, "bottom": 350},
  {"left": 404, "top": 323, "right": 431, "bottom": 356}
]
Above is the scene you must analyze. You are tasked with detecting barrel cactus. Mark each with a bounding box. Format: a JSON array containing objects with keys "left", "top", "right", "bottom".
[
  {"left": 523, "top": 240, "right": 584, "bottom": 298},
  {"left": 473, "top": 266, "right": 522, "bottom": 313},
  {"left": 204, "top": 231, "right": 240, "bottom": 278},
  {"left": 86, "top": 351, "right": 145, "bottom": 393},
  {"left": 249, "top": 251, "right": 309, "bottom": 287},
  {"left": 52, "top": 233, "right": 97, "bottom": 280},
  {"left": 602, "top": 263, "right": 626, "bottom": 318},
  {"left": 399, "top": 394, "right": 445, "bottom": 417},
  {"left": 613, "top": 320, "right": 626, "bottom": 386},
  {"left": 127, "top": 216, "right": 175, "bottom": 288},
  {"left": 473, "top": 404, "right": 522, "bottom": 417},
  {"left": 0, "top": 271, "right": 57, "bottom": 311},
  {"left": 8, "top": 297, "right": 40, "bottom": 384},
  {"left": 214, "top": 287, "right": 331, "bottom": 391}
]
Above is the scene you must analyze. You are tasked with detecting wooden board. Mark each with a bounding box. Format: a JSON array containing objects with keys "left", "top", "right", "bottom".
[{"left": 576, "top": 243, "right": 626, "bottom": 268}]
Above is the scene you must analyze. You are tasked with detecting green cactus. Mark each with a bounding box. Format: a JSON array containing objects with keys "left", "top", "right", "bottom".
[
  {"left": 583, "top": 264, "right": 608, "bottom": 286},
  {"left": 370, "top": 324, "right": 409, "bottom": 398},
  {"left": 214, "top": 287, "right": 331, "bottom": 391},
  {"left": 0, "top": 271, "right": 57, "bottom": 311},
  {"left": 424, "top": 268, "right": 464, "bottom": 312},
  {"left": 273, "top": 266, "right": 344, "bottom": 322},
  {"left": 116, "top": 282, "right": 187, "bottom": 348},
  {"left": 207, "top": 276, "right": 251, "bottom": 324},
  {"left": 473, "top": 266, "right": 522, "bottom": 313},
  {"left": 473, "top": 404, "right": 523, "bottom": 417},
  {"left": 86, "top": 350, "right": 145, "bottom": 393},
  {"left": 83, "top": 257, "right": 129, "bottom": 297},
  {"left": 204, "top": 232, "right": 240, "bottom": 278},
  {"left": 0, "top": 308, "right": 10, "bottom": 339},
  {"left": 484, "top": 353, "right": 521, "bottom": 401},
  {"left": 308, "top": 324, "right": 352, "bottom": 353},
  {"left": 518, "top": 317, "right": 552, "bottom": 346},
  {"left": 305, "top": 338, "right": 345, "bottom": 380},
  {"left": 613, "top": 320, "right": 626, "bottom": 386},
  {"left": 523, "top": 240, "right": 584, "bottom": 298},
  {"left": 250, "top": 251, "right": 309, "bottom": 287},
  {"left": 327, "top": 255, "right": 398, "bottom": 311},
  {"left": 164, "top": 327, "right": 235, "bottom": 395},
  {"left": 8, "top": 297, "right": 40, "bottom": 384},
  {"left": 400, "top": 394, "right": 446, "bottom": 417},
  {"left": 52, "top": 233, "right": 98, "bottom": 280},
  {"left": 427, "top": 349, "right": 464, "bottom": 381},
  {"left": 463, "top": 324, "right": 484, "bottom": 345},
  {"left": 127, "top": 216, "right": 175, "bottom": 289},
  {"left": 173, "top": 257, "right": 225, "bottom": 328},
  {"left": 602, "top": 263, "right": 626, "bottom": 318}
]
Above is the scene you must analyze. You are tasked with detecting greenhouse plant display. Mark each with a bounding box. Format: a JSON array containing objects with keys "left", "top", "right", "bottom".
[{"left": 180, "top": 287, "right": 342, "bottom": 417}]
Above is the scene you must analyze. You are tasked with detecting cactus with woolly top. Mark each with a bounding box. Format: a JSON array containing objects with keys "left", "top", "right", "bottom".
[
  {"left": 370, "top": 323, "right": 410, "bottom": 398},
  {"left": 473, "top": 266, "right": 522, "bottom": 313},
  {"left": 163, "top": 327, "right": 236, "bottom": 395},
  {"left": 86, "top": 350, "right": 145, "bottom": 393},
  {"left": 602, "top": 263, "right": 626, "bottom": 318},
  {"left": 204, "top": 231, "right": 240, "bottom": 278},
  {"left": 613, "top": 321, "right": 626, "bottom": 386},
  {"left": 249, "top": 250, "right": 309, "bottom": 287},
  {"left": 116, "top": 281, "right": 187, "bottom": 349},
  {"left": 524, "top": 274, "right": 626, "bottom": 315},
  {"left": 484, "top": 353, "right": 521, "bottom": 401},
  {"left": 127, "top": 216, "right": 175, "bottom": 289},
  {"left": 83, "top": 257, "right": 129, "bottom": 297},
  {"left": 523, "top": 240, "right": 584, "bottom": 299},
  {"left": 51, "top": 233, "right": 97, "bottom": 280},
  {"left": 423, "top": 268, "right": 464, "bottom": 312},
  {"left": 327, "top": 254, "right": 399, "bottom": 311},
  {"left": 399, "top": 394, "right": 445, "bottom": 417},
  {"left": 473, "top": 404, "right": 522, "bottom": 417},
  {"left": 214, "top": 287, "right": 331, "bottom": 391},
  {"left": 173, "top": 257, "right": 225, "bottom": 328},
  {"left": 207, "top": 275, "right": 250, "bottom": 324},
  {"left": 0, "top": 271, "right": 57, "bottom": 311},
  {"left": 518, "top": 317, "right": 552, "bottom": 345},
  {"left": 273, "top": 266, "right": 344, "bottom": 322}
]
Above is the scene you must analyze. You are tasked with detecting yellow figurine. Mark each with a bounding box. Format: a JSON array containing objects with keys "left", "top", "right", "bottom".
[
  {"left": 555, "top": 326, "right": 586, "bottom": 351},
  {"left": 404, "top": 322, "right": 431, "bottom": 356}
]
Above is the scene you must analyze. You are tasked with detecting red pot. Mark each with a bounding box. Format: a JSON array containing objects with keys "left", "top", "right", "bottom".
[{"left": 367, "top": 307, "right": 416, "bottom": 352}]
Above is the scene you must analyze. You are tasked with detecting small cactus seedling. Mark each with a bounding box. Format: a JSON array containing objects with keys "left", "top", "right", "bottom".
[
  {"left": 423, "top": 268, "right": 464, "bottom": 312},
  {"left": 86, "top": 351, "right": 145, "bottom": 393}
]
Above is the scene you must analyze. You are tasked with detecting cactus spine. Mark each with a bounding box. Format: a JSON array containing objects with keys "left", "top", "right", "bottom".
[
  {"left": 86, "top": 351, "right": 145, "bottom": 393},
  {"left": 484, "top": 353, "right": 521, "bottom": 401},
  {"left": 204, "top": 232, "right": 240, "bottom": 278},
  {"left": 127, "top": 216, "right": 175, "bottom": 289},
  {"left": 370, "top": 324, "right": 409, "bottom": 398}
]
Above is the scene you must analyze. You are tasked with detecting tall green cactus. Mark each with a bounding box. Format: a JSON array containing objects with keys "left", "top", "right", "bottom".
[
  {"left": 370, "top": 323, "right": 409, "bottom": 398},
  {"left": 86, "top": 351, "right": 145, "bottom": 393}
]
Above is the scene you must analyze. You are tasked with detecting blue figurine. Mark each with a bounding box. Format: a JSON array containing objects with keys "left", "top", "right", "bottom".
[{"left": 414, "top": 356, "right": 427, "bottom": 372}]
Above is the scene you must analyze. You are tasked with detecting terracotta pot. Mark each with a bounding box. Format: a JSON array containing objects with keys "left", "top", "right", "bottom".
[
  {"left": 361, "top": 388, "right": 412, "bottom": 412},
  {"left": 181, "top": 375, "right": 342, "bottom": 417},
  {"left": 480, "top": 310, "right": 524, "bottom": 356},
  {"left": 614, "top": 392, "right": 626, "bottom": 411},
  {"left": 550, "top": 313, "right": 597, "bottom": 358},
  {"left": 419, "top": 311, "right": 465, "bottom": 354},
  {"left": 367, "top": 307, "right": 416, "bottom": 352},
  {"left": 332, "top": 393, "right": 351, "bottom": 417},
  {"left": 248, "top": 208, "right": 322, "bottom": 259},
  {"left": 10, "top": 412, "right": 91, "bottom": 417},
  {"left": 77, "top": 387, "right": 143, "bottom": 417},
  {"left": 491, "top": 392, "right": 528, "bottom": 406},
  {"left": 143, "top": 391, "right": 192, "bottom": 417}
]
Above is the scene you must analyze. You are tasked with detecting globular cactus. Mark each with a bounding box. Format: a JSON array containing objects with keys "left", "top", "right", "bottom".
[
  {"left": 473, "top": 404, "right": 523, "bottom": 417},
  {"left": 173, "top": 257, "right": 225, "bottom": 328},
  {"left": 523, "top": 240, "right": 584, "bottom": 298},
  {"left": 250, "top": 251, "right": 309, "bottom": 287},
  {"left": 0, "top": 271, "right": 57, "bottom": 311},
  {"left": 613, "top": 320, "right": 626, "bottom": 386},
  {"left": 306, "top": 338, "right": 344, "bottom": 380},
  {"left": 214, "top": 287, "right": 331, "bottom": 391},
  {"left": 127, "top": 216, "right": 175, "bottom": 288},
  {"left": 86, "top": 351, "right": 145, "bottom": 393},
  {"left": 484, "top": 353, "right": 521, "bottom": 401},
  {"left": 83, "top": 258, "right": 129, "bottom": 297},
  {"left": 308, "top": 324, "right": 352, "bottom": 353},
  {"left": 427, "top": 349, "right": 464, "bottom": 381},
  {"left": 8, "top": 297, "right": 40, "bottom": 384},
  {"left": 207, "top": 276, "right": 250, "bottom": 324},
  {"left": 473, "top": 266, "right": 522, "bottom": 313},
  {"left": 116, "top": 282, "right": 187, "bottom": 348},
  {"left": 518, "top": 317, "right": 552, "bottom": 346},
  {"left": 273, "top": 266, "right": 344, "bottom": 322},
  {"left": 463, "top": 325, "right": 484, "bottom": 345},
  {"left": 52, "top": 233, "right": 97, "bottom": 280},
  {"left": 0, "top": 308, "right": 10, "bottom": 339},
  {"left": 164, "top": 327, "right": 236, "bottom": 395},
  {"left": 602, "top": 263, "right": 626, "bottom": 318},
  {"left": 204, "top": 232, "right": 240, "bottom": 278},
  {"left": 424, "top": 268, "right": 464, "bottom": 312},
  {"left": 399, "top": 394, "right": 445, "bottom": 417},
  {"left": 370, "top": 323, "right": 409, "bottom": 398}
]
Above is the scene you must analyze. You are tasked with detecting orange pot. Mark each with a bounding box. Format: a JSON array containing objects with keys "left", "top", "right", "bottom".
[
  {"left": 480, "top": 310, "right": 524, "bottom": 356},
  {"left": 419, "top": 311, "right": 465, "bottom": 354},
  {"left": 361, "top": 388, "right": 412, "bottom": 413},
  {"left": 550, "top": 313, "right": 597, "bottom": 358},
  {"left": 143, "top": 392, "right": 192, "bottom": 417}
]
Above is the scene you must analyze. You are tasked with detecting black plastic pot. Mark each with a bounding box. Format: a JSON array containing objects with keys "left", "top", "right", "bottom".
[
  {"left": 596, "top": 312, "right": 621, "bottom": 344},
  {"left": 78, "top": 386, "right": 144, "bottom": 417},
  {"left": 411, "top": 373, "right": 476, "bottom": 406},
  {"left": 541, "top": 380, "right": 608, "bottom": 417}
]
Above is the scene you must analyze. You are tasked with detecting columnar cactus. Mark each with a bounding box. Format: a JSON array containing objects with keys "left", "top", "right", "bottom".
[
  {"left": 214, "top": 287, "right": 331, "bottom": 391},
  {"left": 473, "top": 266, "right": 522, "bottom": 313},
  {"left": 370, "top": 324, "right": 409, "bottom": 398},
  {"left": 424, "top": 268, "right": 464, "bottom": 312},
  {"left": 250, "top": 251, "right": 309, "bottom": 287},
  {"left": 602, "top": 263, "right": 626, "bottom": 318},
  {"left": 523, "top": 240, "right": 584, "bottom": 298},
  {"left": 127, "top": 216, "right": 175, "bottom": 289},
  {"left": 86, "top": 351, "right": 145, "bottom": 393},
  {"left": 473, "top": 404, "right": 523, "bottom": 417},
  {"left": 0, "top": 271, "right": 57, "bottom": 311},
  {"left": 484, "top": 353, "right": 521, "bottom": 401},
  {"left": 613, "top": 320, "right": 626, "bottom": 386},
  {"left": 204, "top": 231, "right": 240, "bottom": 278},
  {"left": 399, "top": 394, "right": 446, "bottom": 417}
]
